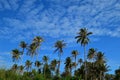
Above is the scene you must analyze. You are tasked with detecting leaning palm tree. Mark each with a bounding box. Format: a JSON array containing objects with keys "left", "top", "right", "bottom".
[
  {"left": 11, "top": 49, "right": 21, "bottom": 63},
  {"left": 25, "top": 60, "right": 32, "bottom": 72},
  {"left": 71, "top": 50, "right": 78, "bottom": 71},
  {"left": 54, "top": 40, "right": 66, "bottom": 76},
  {"left": 75, "top": 28, "right": 92, "bottom": 80},
  {"left": 27, "top": 43, "right": 38, "bottom": 57},
  {"left": 28, "top": 36, "right": 43, "bottom": 60}
]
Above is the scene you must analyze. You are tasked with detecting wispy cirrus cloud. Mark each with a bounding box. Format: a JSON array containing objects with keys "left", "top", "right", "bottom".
[{"left": 0, "top": 0, "right": 120, "bottom": 43}]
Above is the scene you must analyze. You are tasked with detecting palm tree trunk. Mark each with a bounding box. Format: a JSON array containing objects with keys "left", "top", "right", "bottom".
[
  {"left": 58, "top": 52, "right": 61, "bottom": 76},
  {"left": 75, "top": 56, "right": 76, "bottom": 71},
  {"left": 84, "top": 45, "right": 87, "bottom": 80}
]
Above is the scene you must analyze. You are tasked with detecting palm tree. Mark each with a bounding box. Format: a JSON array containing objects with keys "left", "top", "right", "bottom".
[
  {"left": 71, "top": 50, "right": 78, "bottom": 71},
  {"left": 75, "top": 28, "right": 92, "bottom": 80},
  {"left": 33, "top": 36, "right": 43, "bottom": 46},
  {"left": 27, "top": 36, "right": 43, "bottom": 59},
  {"left": 50, "top": 59, "right": 58, "bottom": 75},
  {"left": 96, "top": 51, "right": 106, "bottom": 65},
  {"left": 42, "top": 56, "right": 49, "bottom": 77},
  {"left": 11, "top": 49, "right": 21, "bottom": 63},
  {"left": 19, "top": 65, "right": 24, "bottom": 74},
  {"left": 35, "top": 60, "right": 42, "bottom": 72},
  {"left": 54, "top": 40, "right": 66, "bottom": 76},
  {"left": 87, "top": 48, "right": 97, "bottom": 62},
  {"left": 11, "top": 64, "right": 18, "bottom": 72},
  {"left": 64, "top": 57, "right": 72, "bottom": 76},
  {"left": 33, "top": 36, "right": 43, "bottom": 59},
  {"left": 25, "top": 60, "right": 32, "bottom": 72},
  {"left": 78, "top": 58, "right": 83, "bottom": 67},
  {"left": 20, "top": 41, "right": 27, "bottom": 54},
  {"left": 19, "top": 41, "right": 27, "bottom": 65}
]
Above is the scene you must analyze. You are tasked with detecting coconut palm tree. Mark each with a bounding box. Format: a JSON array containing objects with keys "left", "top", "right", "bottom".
[
  {"left": 20, "top": 41, "right": 27, "bottom": 54},
  {"left": 25, "top": 60, "right": 32, "bottom": 72},
  {"left": 11, "top": 64, "right": 18, "bottom": 72},
  {"left": 11, "top": 49, "right": 21, "bottom": 63},
  {"left": 71, "top": 50, "right": 78, "bottom": 71},
  {"left": 75, "top": 28, "right": 92, "bottom": 80},
  {"left": 50, "top": 59, "right": 58, "bottom": 75},
  {"left": 78, "top": 58, "right": 83, "bottom": 67},
  {"left": 35, "top": 60, "right": 42, "bottom": 72},
  {"left": 33, "top": 36, "right": 43, "bottom": 46},
  {"left": 19, "top": 65, "right": 24, "bottom": 74},
  {"left": 42, "top": 56, "right": 49, "bottom": 77},
  {"left": 64, "top": 57, "right": 72, "bottom": 76},
  {"left": 96, "top": 51, "right": 106, "bottom": 65},
  {"left": 87, "top": 48, "right": 97, "bottom": 62},
  {"left": 33, "top": 36, "right": 43, "bottom": 59},
  {"left": 54, "top": 40, "right": 66, "bottom": 75}
]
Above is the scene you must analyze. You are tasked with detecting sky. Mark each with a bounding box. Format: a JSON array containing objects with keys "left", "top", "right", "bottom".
[{"left": 0, "top": 0, "right": 120, "bottom": 74}]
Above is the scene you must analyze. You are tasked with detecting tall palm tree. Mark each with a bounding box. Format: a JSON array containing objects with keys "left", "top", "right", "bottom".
[
  {"left": 75, "top": 28, "right": 92, "bottom": 80},
  {"left": 19, "top": 41, "right": 27, "bottom": 65},
  {"left": 27, "top": 36, "right": 43, "bottom": 59},
  {"left": 54, "top": 40, "right": 66, "bottom": 76},
  {"left": 33, "top": 36, "right": 43, "bottom": 46},
  {"left": 20, "top": 41, "right": 27, "bottom": 54},
  {"left": 71, "top": 50, "right": 78, "bottom": 71},
  {"left": 11, "top": 49, "right": 21, "bottom": 63},
  {"left": 42, "top": 56, "right": 49, "bottom": 77},
  {"left": 25, "top": 60, "right": 32, "bottom": 72}
]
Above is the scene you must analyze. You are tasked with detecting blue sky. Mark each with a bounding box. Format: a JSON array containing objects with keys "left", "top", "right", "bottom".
[{"left": 0, "top": 0, "right": 120, "bottom": 74}]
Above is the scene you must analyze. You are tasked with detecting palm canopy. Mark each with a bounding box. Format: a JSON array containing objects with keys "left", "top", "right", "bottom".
[
  {"left": 42, "top": 56, "right": 49, "bottom": 64},
  {"left": 71, "top": 50, "right": 78, "bottom": 58},
  {"left": 87, "top": 48, "right": 97, "bottom": 60},
  {"left": 96, "top": 51, "right": 106, "bottom": 64},
  {"left": 20, "top": 41, "right": 27, "bottom": 50},
  {"left": 35, "top": 60, "right": 42, "bottom": 68},
  {"left": 54, "top": 40, "right": 66, "bottom": 53},
  {"left": 20, "top": 41, "right": 27, "bottom": 54},
  {"left": 25, "top": 60, "right": 32, "bottom": 71},
  {"left": 75, "top": 28, "right": 92, "bottom": 46},
  {"left": 11, "top": 49, "right": 21, "bottom": 62},
  {"left": 33, "top": 36, "right": 43, "bottom": 47}
]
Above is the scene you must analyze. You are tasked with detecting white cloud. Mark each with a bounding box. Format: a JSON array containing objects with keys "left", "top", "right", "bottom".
[{"left": 0, "top": 0, "right": 120, "bottom": 43}]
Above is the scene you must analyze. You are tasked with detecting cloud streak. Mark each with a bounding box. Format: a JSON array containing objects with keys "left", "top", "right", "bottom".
[{"left": 0, "top": 0, "right": 120, "bottom": 43}]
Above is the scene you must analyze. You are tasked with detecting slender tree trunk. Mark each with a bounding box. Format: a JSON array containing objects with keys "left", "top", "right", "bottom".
[
  {"left": 75, "top": 56, "right": 76, "bottom": 71},
  {"left": 58, "top": 52, "right": 61, "bottom": 76},
  {"left": 100, "top": 71, "right": 102, "bottom": 80},
  {"left": 84, "top": 46, "right": 87, "bottom": 80}
]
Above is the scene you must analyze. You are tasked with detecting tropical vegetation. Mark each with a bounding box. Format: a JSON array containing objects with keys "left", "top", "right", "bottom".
[{"left": 0, "top": 28, "right": 119, "bottom": 80}]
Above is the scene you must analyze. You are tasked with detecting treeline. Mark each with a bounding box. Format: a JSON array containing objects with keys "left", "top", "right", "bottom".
[{"left": 0, "top": 28, "right": 120, "bottom": 80}]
